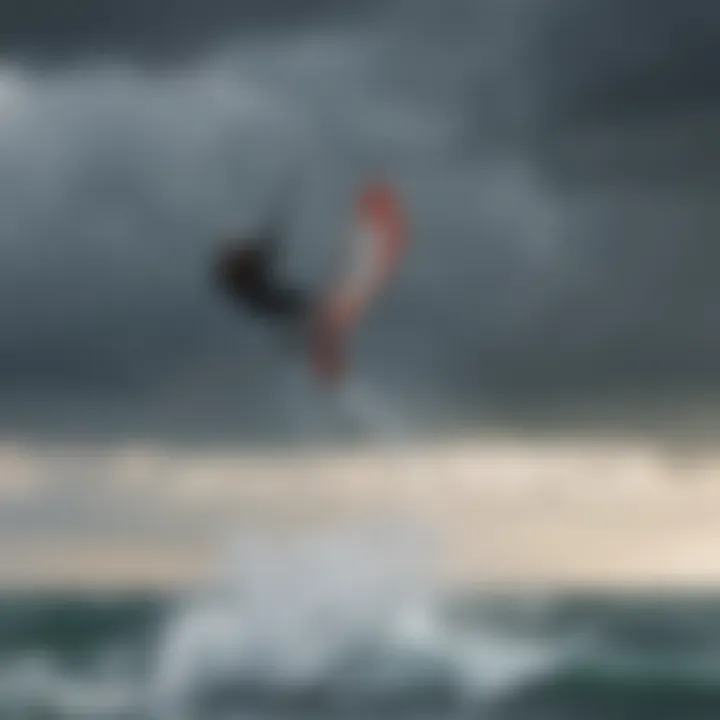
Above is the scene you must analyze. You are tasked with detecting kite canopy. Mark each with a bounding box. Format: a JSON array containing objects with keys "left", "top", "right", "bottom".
[{"left": 309, "top": 180, "right": 409, "bottom": 383}]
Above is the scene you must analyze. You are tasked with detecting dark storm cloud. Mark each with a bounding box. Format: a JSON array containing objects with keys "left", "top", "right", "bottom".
[
  {"left": 501, "top": 0, "right": 720, "bottom": 400},
  {"left": 0, "top": 0, "right": 375, "bottom": 64},
  {"left": 537, "top": 0, "right": 720, "bottom": 127},
  {"left": 0, "top": 0, "right": 719, "bottom": 440}
]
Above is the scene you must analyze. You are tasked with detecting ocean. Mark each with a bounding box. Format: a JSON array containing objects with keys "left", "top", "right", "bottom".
[{"left": 3, "top": 589, "right": 720, "bottom": 718}]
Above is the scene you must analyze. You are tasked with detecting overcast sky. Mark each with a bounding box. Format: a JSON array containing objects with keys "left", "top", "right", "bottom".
[{"left": 0, "top": 0, "right": 719, "bottom": 443}]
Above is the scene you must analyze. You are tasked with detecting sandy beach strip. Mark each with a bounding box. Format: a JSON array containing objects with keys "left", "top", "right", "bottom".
[{"left": 2, "top": 435, "right": 720, "bottom": 592}]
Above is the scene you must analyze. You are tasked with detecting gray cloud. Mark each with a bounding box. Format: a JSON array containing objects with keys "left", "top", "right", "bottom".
[
  {"left": 0, "top": 0, "right": 718, "bottom": 441},
  {"left": 0, "top": 0, "right": 377, "bottom": 65},
  {"left": 532, "top": 0, "right": 720, "bottom": 127}
]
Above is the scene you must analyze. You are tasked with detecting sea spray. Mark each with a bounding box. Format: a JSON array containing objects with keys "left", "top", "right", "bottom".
[
  {"left": 283, "top": 354, "right": 415, "bottom": 444},
  {"left": 337, "top": 376, "right": 413, "bottom": 443},
  {"left": 152, "top": 520, "right": 564, "bottom": 718}
]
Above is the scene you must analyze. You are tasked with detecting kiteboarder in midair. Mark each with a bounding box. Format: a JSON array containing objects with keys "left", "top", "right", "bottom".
[{"left": 212, "top": 176, "right": 408, "bottom": 383}]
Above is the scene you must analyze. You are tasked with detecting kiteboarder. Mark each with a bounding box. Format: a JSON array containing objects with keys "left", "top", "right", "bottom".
[{"left": 212, "top": 179, "right": 408, "bottom": 383}]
